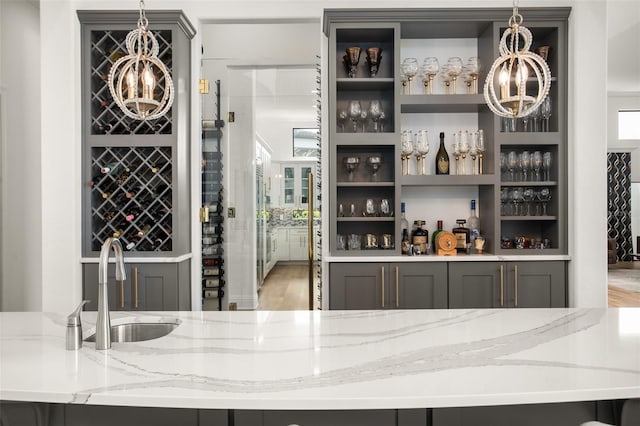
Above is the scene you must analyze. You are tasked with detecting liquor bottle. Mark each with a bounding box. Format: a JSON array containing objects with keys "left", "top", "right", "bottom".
[
  {"left": 467, "top": 199, "right": 480, "bottom": 244},
  {"left": 431, "top": 220, "right": 444, "bottom": 249},
  {"left": 400, "top": 202, "right": 409, "bottom": 235},
  {"left": 435, "top": 132, "right": 450, "bottom": 175},
  {"left": 401, "top": 229, "right": 410, "bottom": 255},
  {"left": 411, "top": 220, "right": 428, "bottom": 254},
  {"left": 452, "top": 219, "right": 470, "bottom": 253}
]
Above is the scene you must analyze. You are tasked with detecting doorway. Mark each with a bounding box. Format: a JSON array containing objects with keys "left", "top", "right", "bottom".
[{"left": 200, "top": 21, "right": 321, "bottom": 311}]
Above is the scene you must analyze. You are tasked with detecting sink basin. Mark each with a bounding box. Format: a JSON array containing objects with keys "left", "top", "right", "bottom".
[{"left": 85, "top": 319, "right": 181, "bottom": 343}]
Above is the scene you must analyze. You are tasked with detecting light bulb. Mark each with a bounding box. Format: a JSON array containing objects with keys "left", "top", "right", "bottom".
[
  {"left": 126, "top": 70, "right": 137, "bottom": 100},
  {"left": 142, "top": 64, "right": 155, "bottom": 99},
  {"left": 499, "top": 66, "right": 509, "bottom": 100}
]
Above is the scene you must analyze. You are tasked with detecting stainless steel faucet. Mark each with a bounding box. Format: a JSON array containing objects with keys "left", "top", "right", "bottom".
[{"left": 96, "top": 237, "right": 126, "bottom": 350}]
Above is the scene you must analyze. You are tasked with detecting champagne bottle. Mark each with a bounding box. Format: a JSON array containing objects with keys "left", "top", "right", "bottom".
[{"left": 435, "top": 132, "right": 450, "bottom": 175}]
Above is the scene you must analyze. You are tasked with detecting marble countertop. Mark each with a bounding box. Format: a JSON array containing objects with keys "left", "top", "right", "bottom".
[{"left": 1, "top": 309, "right": 639, "bottom": 410}]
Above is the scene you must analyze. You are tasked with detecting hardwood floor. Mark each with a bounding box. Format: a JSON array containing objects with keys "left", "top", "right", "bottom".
[
  {"left": 258, "top": 264, "right": 309, "bottom": 310},
  {"left": 608, "top": 261, "right": 640, "bottom": 307}
]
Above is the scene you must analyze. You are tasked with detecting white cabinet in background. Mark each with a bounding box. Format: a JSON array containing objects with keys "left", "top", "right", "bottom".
[
  {"left": 277, "top": 228, "right": 290, "bottom": 260},
  {"left": 281, "top": 162, "right": 314, "bottom": 208},
  {"left": 289, "top": 228, "right": 309, "bottom": 261}
]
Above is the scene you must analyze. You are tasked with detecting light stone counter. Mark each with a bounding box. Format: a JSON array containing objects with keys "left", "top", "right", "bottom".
[{"left": 0, "top": 309, "right": 638, "bottom": 410}]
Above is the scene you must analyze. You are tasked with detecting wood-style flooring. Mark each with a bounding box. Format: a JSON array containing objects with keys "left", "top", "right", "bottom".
[
  {"left": 259, "top": 263, "right": 640, "bottom": 310},
  {"left": 608, "top": 261, "right": 640, "bottom": 307},
  {"left": 258, "top": 264, "right": 309, "bottom": 310}
]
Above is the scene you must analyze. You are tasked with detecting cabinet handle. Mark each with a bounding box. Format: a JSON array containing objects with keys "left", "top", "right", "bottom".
[
  {"left": 395, "top": 266, "right": 399, "bottom": 308},
  {"left": 499, "top": 265, "right": 504, "bottom": 307},
  {"left": 381, "top": 266, "right": 385, "bottom": 308},
  {"left": 514, "top": 264, "right": 518, "bottom": 307},
  {"left": 133, "top": 267, "right": 139, "bottom": 309},
  {"left": 119, "top": 280, "right": 125, "bottom": 309}
]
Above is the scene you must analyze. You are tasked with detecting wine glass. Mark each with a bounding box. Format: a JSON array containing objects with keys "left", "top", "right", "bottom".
[
  {"left": 462, "top": 66, "right": 474, "bottom": 94},
  {"left": 500, "top": 187, "right": 510, "bottom": 215},
  {"left": 543, "top": 151, "right": 552, "bottom": 181},
  {"left": 452, "top": 132, "right": 461, "bottom": 175},
  {"left": 337, "top": 110, "right": 348, "bottom": 132},
  {"left": 368, "top": 100, "right": 384, "bottom": 132},
  {"left": 537, "top": 187, "right": 551, "bottom": 216},
  {"left": 365, "top": 47, "right": 382, "bottom": 77},
  {"left": 541, "top": 96, "right": 552, "bottom": 132},
  {"left": 401, "top": 130, "right": 414, "bottom": 175},
  {"left": 523, "top": 187, "right": 536, "bottom": 216},
  {"left": 344, "top": 47, "right": 361, "bottom": 78},
  {"left": 519, "top": 151, "right": 531, "bottom": 181},
  {"left": 465, "top": 57, "right": 480, "bottom": 94},
  {"left": 507, "top": 151, "right": 518, "bottom": 181},
  {"left": 446, "top": 57, "right": 463, "bottom": 94},
  {"left": 511, "top": 186, "right": 524, "bottom": 216},
  {"left": 347, "top": 100, "right": 362, "bottom": 132},
  {"left": 500, "top": 152, "right": 508, "bottom": 181},
  {"left": 401, "top": 58, "right": 419, "bottom": 94},
  {"left": 477, "top": 129, "right": 485, "bottom": 175},
  {"left": 415, "top": 130, "right": 430, "bottom": 175},
  {"left": 469, "top": 131, "right": 479, "bottom": 175},
  {"left": 422, "top": 57, "right": 439, "bottom": 95},
  {"left": 458, "top": 130, "right": 470, "bottom": 175},
  {"left": 359, "top": 110, "right": 368, "bottom": 132},
  {"left": 366, "top": 155, "right": 383, "bottom": 182},
  {"left": 532, "top": 151, "right": 543, "bottom": 181},
  {"left": 440, "top": 64, "right": 453, "bottom": 94},
  {"left": 343, "top": 156, "right": 360, "bottom": 182}
]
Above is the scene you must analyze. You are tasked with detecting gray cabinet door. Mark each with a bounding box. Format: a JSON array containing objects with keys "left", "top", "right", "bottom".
[
  {"left": 133, "top": 264, "right": 179, "bottom": 311},
  {"left": 507, "top": 261, "right": 566, "bottom": 308},
  {"left": 391, "top": 262, "right": 448, "bottom": 309},
  {"left": 448, "top": 262, "right": 502, "bottom": 309},
  {"left": 83, "top": 264, "right": 130, "bottom": 311},
  {"left": 64, "top": 405, "right": 198, "bottom": 426},
  {"left": 330, "top": 263, "right": 386, "bottom": 310}
]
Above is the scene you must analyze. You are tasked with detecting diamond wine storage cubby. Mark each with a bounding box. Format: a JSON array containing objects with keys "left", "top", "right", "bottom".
[
  {"left": 89, "top": 29, "right": 173, "bottom": 135},
  {"left": 89, "top": 146, "right": 173, "bottom": 252}
]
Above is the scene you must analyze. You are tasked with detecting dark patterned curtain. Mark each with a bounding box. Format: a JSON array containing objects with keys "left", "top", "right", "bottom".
[{"left": 607, "top": 153, "right": 633, "bottom": 261}]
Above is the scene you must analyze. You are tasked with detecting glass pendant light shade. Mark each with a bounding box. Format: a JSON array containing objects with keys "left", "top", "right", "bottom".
[
  {"left": 108, "top": 1, "right": 174, "bottom": 121},
  {"left": 484, "top": 9, "right": 551, "bottom": 118}
]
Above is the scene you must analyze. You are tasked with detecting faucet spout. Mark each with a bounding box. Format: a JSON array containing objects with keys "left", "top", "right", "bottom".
[{"left": 96, "top": 237, "right": 126, "bottom": 350}]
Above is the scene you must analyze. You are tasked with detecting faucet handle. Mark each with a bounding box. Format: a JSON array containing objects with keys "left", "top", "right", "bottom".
[{"left": 67, "top": 300, "right": 90, "bottom": 327}]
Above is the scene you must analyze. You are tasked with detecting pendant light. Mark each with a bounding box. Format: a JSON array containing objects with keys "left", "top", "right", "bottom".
[
  {"left": 483, "top": 1, "right": 551, "bottom": 118},
  {"left": 108, "top": 0, "right": 174, "bottom": 121}
]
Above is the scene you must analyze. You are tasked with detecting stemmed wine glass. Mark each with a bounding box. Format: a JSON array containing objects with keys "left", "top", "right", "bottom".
[
  {"left": 543, "top": 151, "right": 552, "bottom": 181},
  {"left": 343, "top": 156, "right": 360, "bottom": 182},
  {"left": 458, "top": 130, "right": 470, "bottom": 175},
  {"left": 440, "top": 64, "right": 453, "bottom": 94},
  {"left": 368, "top": 100, "right": 384, "bottom": 132},
  {"left": 537, "top": 187, "right": 551, "bottom": 216},
  {"left": 337, "top": 110, "right": 348, "bottom": 132},
  {"left": 344, "top": 47, "right": 361, "bottom": 78},
  {"left": 523, "top": 187, "right": 536, "bottom": 216},
  {"left": 532, "top": 151, "right": 543, "bottom": 181},
  {"left": 519, "top": 151, "right": 531, "bottom": 181},
  {"left": 446, "top": 57, "right": 463, "bottom": 94},
  {"left": 477, "top": 129, "right": 486, "bottom": 175},
  {"left": 422, "top": 57, "right": 439, "bottom": 95},
  {"left": 465, "top": 57, "right": 480, "bottom": 94},
  {"left": 500, "top": 152, "right": 508, "bottom": 181},
  {"left": 401, "top": 58, "right": 419, "bottom": 94},
  {"left": 366, "top": 155, "right": 383, "bottom": 182},
  {"left": 500, "top": 187, "right": 510, "bottom": 215},
  {"left": 541, "top": 96, "right": 552, "bottom": 132},
  {"left": 359, "top": 109, "right": 368, "bottom": 132},
  {"left": 401, "top": 130, "right": 414, "bottom": 175},
  {"left": 347, "top": 100, "right": 362, "bottom": 133},
  {"left": 452, "top": 133, "right": 461, "bottom": 175},
  {"left": 415, "top": 130, "right": 430, "bottom": 175},
  {"left": 469, "top": 131, "right": 479, "bottom": 175},
  {"left": 365, "top": 47, "right": 382, "bottom": 77},
  {"left": 507, "top": 151, "right": 518, "bottom": 181},
  {"left": 511, "top": 187, "right": 524, "bottom": 216}
]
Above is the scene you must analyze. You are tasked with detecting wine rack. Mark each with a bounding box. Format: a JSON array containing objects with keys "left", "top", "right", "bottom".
[
  {"left": 89, "top": 146, "right": 173, "bottom": 252},
  {"left": 201, "top": 80, "right": 225, "bottom": 310},
  {"left": 90, "top": 29, "right": 173, "bottom": 135}
]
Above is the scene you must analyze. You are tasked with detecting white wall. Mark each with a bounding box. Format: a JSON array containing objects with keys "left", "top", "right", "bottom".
[
  {"left": 0, "top": 0, "right": 615, "bottom": 311},
  {"left": 0, "top": 0, "right": 42, "bottom": 311}
]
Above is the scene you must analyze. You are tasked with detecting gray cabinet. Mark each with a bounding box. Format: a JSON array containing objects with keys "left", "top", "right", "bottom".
[
  {"left": 82, "top": 260, "right": 190, "bottom": 311},
  {"left": 235, "top": 409, "right": 425, "bottom": 426},
  {"left": 448, "top": 261, "right": 566, "bottom": 308},
  {"left": 329, "top": 262, "right": 447, "bottom": 309}
]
